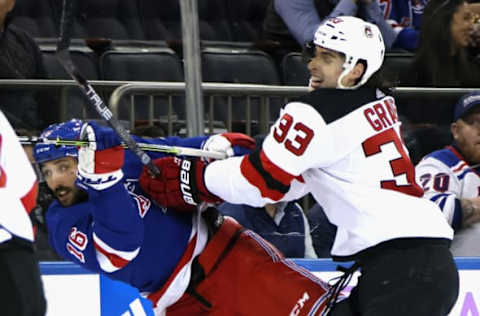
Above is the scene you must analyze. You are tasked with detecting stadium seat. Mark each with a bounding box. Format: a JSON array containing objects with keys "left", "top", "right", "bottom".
[
  {"left": 50, "top": 0, "right": 145, "bottom": 40},
  {"left": 42, "top": 49, "right": 98, "bottom": 80},
  {"left": 42, "top": 48, "right": 100, "bottom": 120},
  {"left": 383, "top": 51, "right": 415, "bottom": 85},
  {"left": 100, "top": 49, "right": 182, "bottom": 82},
  {"left": 201, "top": 47, "right": 281, "bottom": 131},
  {"left": 10, "top": 0, "right": 57, "bottom": 38},
  {"left": 202, "top": 47, "right": 280, "bottom": 85},
  {"left": 281, "top": 52, "right": 309, "bottom": 86},
  {"left": 281, "top": 51, "right": 414, "bottom": 87},
  {"left": 99, "top": 49, "right": 185, "bottom": 122},
  {"left": 139, "top": 0, "right": 231, "bottom": 41},
  {"left": 225, "top": 0, "right": 270, "bottom": 42}
]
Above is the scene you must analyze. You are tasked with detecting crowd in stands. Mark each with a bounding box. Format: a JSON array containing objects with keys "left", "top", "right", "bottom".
[{"left": 3, "top": 0, "right": 480, "bottom": 261}]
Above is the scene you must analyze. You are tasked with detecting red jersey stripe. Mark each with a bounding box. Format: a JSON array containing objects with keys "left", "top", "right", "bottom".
[
  {"left": 148, "top": 234, "right": 198, "bottom": 306},
  {"left": 21, "top": 181, "right": 38, "bottom": 214},
  {"left": 240, "top": 150, "right": 296, "bottom": 201},
  {"left": 94, "top": 241, "right": 130, "bottom": 268}
]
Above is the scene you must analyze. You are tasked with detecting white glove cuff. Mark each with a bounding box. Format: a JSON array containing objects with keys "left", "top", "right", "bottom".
[{"left": 77, "top": 168, "right": 124, "bottom": 191}]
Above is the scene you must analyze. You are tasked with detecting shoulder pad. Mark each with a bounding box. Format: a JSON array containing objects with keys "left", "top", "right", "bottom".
[{"left": 427, "top": 147, "right": 461, "bottom": 168}]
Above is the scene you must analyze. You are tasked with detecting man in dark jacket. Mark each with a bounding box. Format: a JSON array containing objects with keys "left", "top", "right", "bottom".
[{"left": 0, "top": 0, "right": 52, "bottom": 130}]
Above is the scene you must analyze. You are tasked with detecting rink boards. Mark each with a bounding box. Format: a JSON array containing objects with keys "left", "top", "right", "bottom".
[{"left": 40, "top": 258, "right": 480, "bottom": 316}]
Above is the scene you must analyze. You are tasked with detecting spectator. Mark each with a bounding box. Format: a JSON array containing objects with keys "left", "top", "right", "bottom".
[
  {"left": 306, "top": 203, "right": 337, "bottom": 258},
  {"left": 416, "top": 92, "right": 480, "bottom": 256},
  {"left": 0, "top": 0, "right": 54, "bottom": 130},
  {"left": 218, "top": 201, "right": 318, "bottom": 258},
  {"left": 398, "top": 0, "right": 480, "bottom": 126},
  {"left": 263, "top": 0, "right": 421, "bottom": 53},
  {"left": 0, "top": 110, "right": 46, "bottom": 316},
  {"left": 405, "top": 0, "right": 480, "bottom": 87}
]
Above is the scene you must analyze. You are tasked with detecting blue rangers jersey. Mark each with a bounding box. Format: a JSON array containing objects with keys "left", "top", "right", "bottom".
[
  {"left": 416, "top": 145, "right": 480, "bottom": 255},
  {"left": 46, "top": 135, "right": 210, "bottom": 313},
  {"left": 378, "top": 0, "right": 426, "bottom": 30},
  {"left": 377, "top": 0, "right": 426, "bottom": 50}
]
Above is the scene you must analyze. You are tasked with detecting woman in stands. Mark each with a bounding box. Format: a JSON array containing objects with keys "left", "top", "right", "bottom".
[{"left": 406, "top": 0, "right": 480, "bottom": 87}]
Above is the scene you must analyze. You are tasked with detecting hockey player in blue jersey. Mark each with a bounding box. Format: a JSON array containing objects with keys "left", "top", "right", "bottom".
[{"left": 34, "top": 119, "right": 340, "bottom": 315}]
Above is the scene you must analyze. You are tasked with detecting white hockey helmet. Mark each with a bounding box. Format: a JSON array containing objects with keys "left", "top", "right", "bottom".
[{"left": 313, "top": 16, "right": 385, "bottom": 89}]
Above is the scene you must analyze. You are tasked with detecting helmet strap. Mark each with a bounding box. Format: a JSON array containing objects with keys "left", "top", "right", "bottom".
[
  {"left": 337, "top": 58, "right": 356, "bottom": 90},
  {"left": 337, "top": 57, "right": 364, "bottom": 90}
]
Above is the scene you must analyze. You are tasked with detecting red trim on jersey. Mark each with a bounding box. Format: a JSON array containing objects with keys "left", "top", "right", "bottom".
[
  {"left": 448, "top": 146, "right": 465, "bottom": 162},
  {"left": 94, "top": 241, "right": 131, "bottom": 268},
  {"left": 240, "top": 150, "right": 295, "bottom": 200},
  {"left": 148, "top": 234, "right": 198, "bottom": 306},
  {"left": 0, "top": 166, "right": 5, "bottom": 188},
  {"left": 448, "top": 145, "right": 480, "bottom": 177},
  {"left": 453, "top": 162, "right": 467, "bottom": 173},
  {"left": 21, "top": 181, "right": 38, "bottom": 214}
]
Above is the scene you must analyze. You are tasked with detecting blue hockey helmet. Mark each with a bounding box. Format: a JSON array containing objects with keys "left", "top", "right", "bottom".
[{"left": 34, "top": 119, "right": 83, "bottom": 163}]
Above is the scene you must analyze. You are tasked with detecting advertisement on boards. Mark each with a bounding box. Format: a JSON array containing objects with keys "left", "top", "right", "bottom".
[{"left": 40, "top": 258, "right": 480, "bottom": 316}]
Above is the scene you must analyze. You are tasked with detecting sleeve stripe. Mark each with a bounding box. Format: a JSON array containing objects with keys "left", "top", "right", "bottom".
[
  {"left": 94, "top": 242, "right": 130, "bottom": 271},
  {"left": 431, "top": 193, "right": 448, "bottom": 202},
  {"left": 458, "top": 169, "right": 472, "bottom": 180},
  {"left": 240, "top": 149, "right": 295, "bottom": 200},
  {"left": 438, "top": 196, "right": 447, "bottom": 210},
  {"left": 93, "top": 233, "right": 140, "bottom": 271}
]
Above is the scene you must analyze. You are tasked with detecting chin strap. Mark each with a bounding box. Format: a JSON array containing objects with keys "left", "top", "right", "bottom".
[
  {"left": 336, "top": 57, "right": 364, "bottom": 90},
  {"left": 337, "top": 69, "right": 364, "bottom": 89}
]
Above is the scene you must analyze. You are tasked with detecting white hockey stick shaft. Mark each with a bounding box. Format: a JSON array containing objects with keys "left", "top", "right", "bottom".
[{"left": 19, "top": 137, "right": 227, "bottom": 160}]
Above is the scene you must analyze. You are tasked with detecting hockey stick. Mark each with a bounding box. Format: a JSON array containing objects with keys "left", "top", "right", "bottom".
[
  {"left": 19, "top": 137, "right": 227, "bottom": 160},
  {"left": 56, "top": 0, "right": 161, "bottom": 176}
]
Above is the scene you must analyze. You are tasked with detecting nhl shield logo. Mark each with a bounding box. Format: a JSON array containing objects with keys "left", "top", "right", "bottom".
[{"left": 364, "top": 25, "right": 373, "bottom": 38}]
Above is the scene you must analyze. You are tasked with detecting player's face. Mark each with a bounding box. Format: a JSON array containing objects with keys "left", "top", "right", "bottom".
[
  {"left": 0, "top": 0, "right": 15, "bottom": 16},
  {"left": 307, "top": 46, "right": 345, "bottom": 89},
  {"left": 450, "top": 2, "right": 474, "bottom": 48},
  {"left": 41, "top": 156, "right": 84, "bottom": 207},
  {"left": 451, "top": 110, "right": 480, "bottom": 164}
]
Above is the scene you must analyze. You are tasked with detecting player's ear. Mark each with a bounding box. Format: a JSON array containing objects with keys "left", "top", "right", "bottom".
[
  {"left": 450, "top": 122, "right": 458, "bottom": 139},
  {"left": 351, "top": 62, "right": 365, "bottom": 81}
]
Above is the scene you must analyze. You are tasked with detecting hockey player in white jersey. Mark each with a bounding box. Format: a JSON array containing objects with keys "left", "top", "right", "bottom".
[
  {"left": 416, "top": 91, "right": 480, "bottom": 256},
  {"left": 0, "top": 110, "right": 46, "bottom": 316},
  {"left": 139, "top": 16, "right": 459, "bottom": 315}
]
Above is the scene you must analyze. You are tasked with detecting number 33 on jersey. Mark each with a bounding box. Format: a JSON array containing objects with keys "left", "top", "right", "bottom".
[{"left": 257, "top": 91, "right": 422, "bottom": 199}]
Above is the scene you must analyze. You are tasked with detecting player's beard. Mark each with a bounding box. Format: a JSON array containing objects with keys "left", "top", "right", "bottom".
[{"left": 54, "top": 185, "right": 88, "bottom": 207}]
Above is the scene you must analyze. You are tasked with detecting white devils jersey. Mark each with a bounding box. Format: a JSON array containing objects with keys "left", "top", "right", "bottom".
[
  {"left": 205, "top": 88, "right": 453, "bottom": 258},
  {"left": 0, "top": 110, "right": 37, "bottom": 243},
  {"left": 416, "top": 146, "right": 480, "bottom": 255}
]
